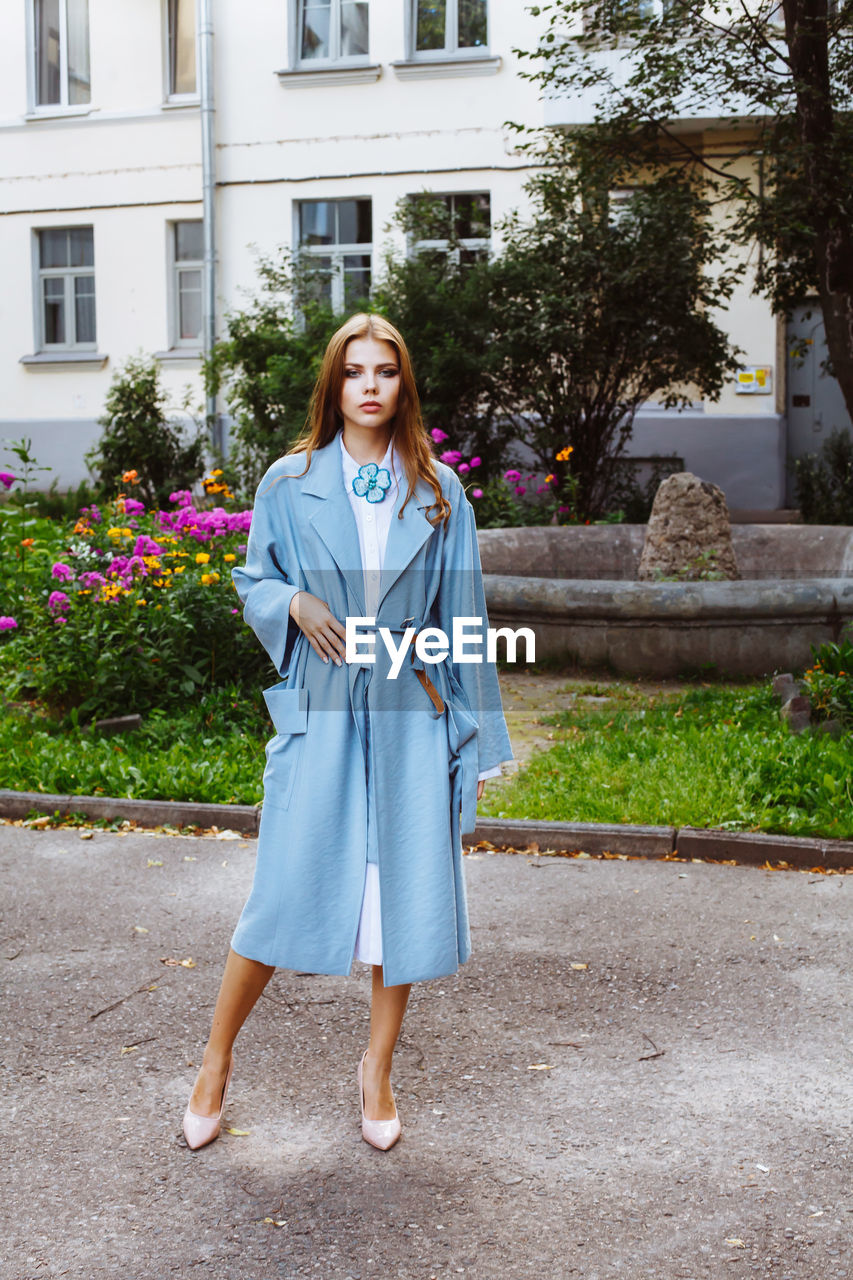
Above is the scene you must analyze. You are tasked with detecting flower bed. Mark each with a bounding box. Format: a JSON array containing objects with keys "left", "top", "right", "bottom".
[{"left": 0, "top": 470, "right": 273, "bottom": 718}]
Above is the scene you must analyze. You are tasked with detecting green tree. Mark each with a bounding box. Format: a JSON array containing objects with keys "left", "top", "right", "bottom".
[
  {"left": 485, "top": 146, "right": 739, "bottom": 515},
  {"left": 518, "top": 0, "right": 853, "bottom": 421},
  {"left": 204, "top": 252, "right": 352, "bottom": 494},
  {"left": 86, "top": 355, "right": 205, "bottom": 507}
]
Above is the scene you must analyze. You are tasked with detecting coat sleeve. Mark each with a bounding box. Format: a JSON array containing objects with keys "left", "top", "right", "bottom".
[
  {"left": 434, "top": 485, "right": 515, "bottom": 775},
  {"left": 231, "top": 471, "right": 302, "bottom": 678}
]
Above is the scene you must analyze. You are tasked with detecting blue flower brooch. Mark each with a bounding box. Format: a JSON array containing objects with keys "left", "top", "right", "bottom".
[{"left": 352, "top": 462, "right": 392, "bottom": 503}]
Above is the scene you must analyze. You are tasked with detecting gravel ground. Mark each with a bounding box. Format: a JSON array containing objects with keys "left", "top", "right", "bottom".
[{"left": 2, "top": 824, "right": 851, "bottom": 1280}]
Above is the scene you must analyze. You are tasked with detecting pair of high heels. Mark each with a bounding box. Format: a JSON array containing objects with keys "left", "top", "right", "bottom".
[
  {"left": 182, "top": 1056, "right": 234, "bottom": 1150},
  {"left": 358, "top": 1050, "right": 401, "bottom": 1151},
  {"left": 181, "top": 1050, "right": 401, "bottom": 1152}
]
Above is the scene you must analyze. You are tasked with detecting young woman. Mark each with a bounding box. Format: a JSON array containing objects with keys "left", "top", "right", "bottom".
[{"left": 182, "top": 313, "right": 513, "bottom": 1152}]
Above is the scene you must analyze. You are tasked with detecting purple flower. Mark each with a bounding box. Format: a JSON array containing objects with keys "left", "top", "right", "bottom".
[
  {"left": 127, "top": 556, "right": 148, "bottom": 577},
  {"left": 515, "top": 485, "right": 526, "bottom": 496},
  {"left": 231, "top": 607, "right": 239, "bottom": 614},
  {"left": 471, "top": 488, "right": 483, "bottom": 499},
  {"left": 169, "top": 489, "right": 194, "bottom": 507},
  {"left": 79, "top": 571, "right": 106, "bottom": 591},
  {"left": 0, "top": 472, "right": 17, "bottom": 490},
  {"left": 458, "top": 462, "right": 470, "bottom": 474},
  {"left": 440, "top": 450, "right": 463, "bottom": 467},
  {"left": 503, "top": 469, "right": 521, "bottom": 483},
  {"left": 469, "top": 456, "right": 481, "bottom": 468},
  {"left": 132, "top": 535, "right": 163, "bottom": 557},
  {"left": 81, "top": 503, "right": 102, "bottom": 523},
  {"left": 0, "top": 616, "right": 17, "bottom": 630},
  {"left": 124, "top": 498, "right": 145, "bottom": 516},
  {"left": 48, "top": 591, "right": 71, "bottom": 615},
  {"left": 558, "top": 505, "right": 571, "bottom": 513},
  {"left": 51, "top": 562, "right": 75, "bottom": 582},
  {"left": 237, "top": 543, "right": 247, "bottom": 554},
  {"left": 430, "top": 429, "right": 448, "bottom": 444}
]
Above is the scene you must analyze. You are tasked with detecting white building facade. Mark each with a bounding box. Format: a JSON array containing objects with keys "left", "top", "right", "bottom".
[{"left": 1, "top": 0, "right": 831, "bottom": 509}]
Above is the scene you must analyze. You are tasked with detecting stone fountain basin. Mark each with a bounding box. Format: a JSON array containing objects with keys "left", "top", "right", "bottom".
[{"left": 478, "top": 526, "right": 853, "bottom": 677}]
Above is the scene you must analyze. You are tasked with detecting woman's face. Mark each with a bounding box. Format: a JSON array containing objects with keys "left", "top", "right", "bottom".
[{"left": 339, "top": 336, "right": 401, "bottom": 435}]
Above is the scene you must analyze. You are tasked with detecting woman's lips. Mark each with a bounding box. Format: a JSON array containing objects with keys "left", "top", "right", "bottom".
[{"left": 360, "top": 402, "right": 382, "bottom": 411}]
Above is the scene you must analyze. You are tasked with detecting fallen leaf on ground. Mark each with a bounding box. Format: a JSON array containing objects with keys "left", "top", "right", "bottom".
[
  {"left": 133, "top": 926, "right": 149, "bottom": 934},
  {"left": 725, "top": 1238, "right": 746, "bottom": 1248},
  {"left": 147, "top": 858, "right": 164, "bottom": 868},
  {"left": 262, "top": 1217, "right": 286, "bottom": 1227},
  {"left": 160, "top": 956, "right": 196, "bottom": 968},
  {"left": 120, "top": 1045, "right": 137, "bottom": 1056},
  {"left": 571, "top": 963, "right": 588, "bottom": 970},
  {"left": 224, "top": 1127, "right": 251, "bottom": 1136},
  {"left": 79, "top": 830, "right": 93, "bottom": 840},
  {"left": 527, "top": 1063, "right": 554, "bottom": 1070}
]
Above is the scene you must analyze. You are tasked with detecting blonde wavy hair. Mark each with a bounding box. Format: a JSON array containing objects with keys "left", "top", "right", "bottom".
[{"left": 282, "top": 313, "right": 452, "bottom": 528}]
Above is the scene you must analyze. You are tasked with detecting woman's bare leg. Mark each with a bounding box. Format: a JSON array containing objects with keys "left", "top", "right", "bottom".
[
  {"left": 189, "top": 947, "right": 275, "bottom": 1116},
  {"left": 361, "top": 965, "right": 411, "bottom": 1121}
]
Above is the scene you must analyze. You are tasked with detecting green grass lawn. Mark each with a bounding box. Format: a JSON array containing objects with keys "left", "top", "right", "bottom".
[
  {"left": 0, "top": 703, "right": 266, "bottom": 806},
  {"left": 478, "top": 682, "right": 853, "bottom": 840},
  {"left": 2, "top": 682, "right": 851, "bottom": 838}
]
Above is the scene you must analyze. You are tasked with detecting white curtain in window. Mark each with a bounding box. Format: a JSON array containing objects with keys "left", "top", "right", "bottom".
[
  {"left": 170, "top": 0, "right": 197, "bottom": 94},
  {"left": 66, "top": 0, "right": 91, "bottom": 104}
]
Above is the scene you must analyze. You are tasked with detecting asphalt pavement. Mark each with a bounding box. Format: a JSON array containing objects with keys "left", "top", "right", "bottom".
[{"left": 2, "top": 824, "right": 851, "bottom": 1280}]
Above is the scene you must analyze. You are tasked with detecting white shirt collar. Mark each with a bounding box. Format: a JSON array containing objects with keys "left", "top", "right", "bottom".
[{"left": 339, "top": 429, "right": 399, "bottom": 486}]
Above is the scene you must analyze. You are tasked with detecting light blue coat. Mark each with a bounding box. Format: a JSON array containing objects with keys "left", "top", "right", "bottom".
[{"left": 230, "top": 429, "right": 513, "bottom": 986}]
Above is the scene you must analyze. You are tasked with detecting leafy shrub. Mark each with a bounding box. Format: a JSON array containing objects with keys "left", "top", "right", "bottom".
[
  {"left": 793, "top": 428, "right": 853, "bottom": 525},
  {"left": 803, "top": 633, "right": 853, "bottom": 729},
  {"left": 86, "top": 355, "right": 206, "bottom": 508}
]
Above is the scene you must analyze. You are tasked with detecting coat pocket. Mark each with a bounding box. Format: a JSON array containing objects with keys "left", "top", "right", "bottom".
[
  {"left": 263, "top": 682, "right": 309, "bottom": 735},
  {"left": 262, "top": 684, "right": 309, "bottom": 812}
]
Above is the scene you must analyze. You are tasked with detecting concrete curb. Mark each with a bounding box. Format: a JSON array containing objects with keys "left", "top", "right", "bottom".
[
  {"left": 0, "top": 789, "right": 259, "bottom": 834},
  {"left": 1, "top": 790, "right": 851, "bottom": 870}
]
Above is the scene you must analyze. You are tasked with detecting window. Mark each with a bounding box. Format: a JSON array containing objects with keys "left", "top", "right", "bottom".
[
  {"left": 172, "top": 221, "right": 204, "bottom": 346},
  {"left": 414, "top": 0, "right": 487, "bottom": 56},
  {"left": 409, "top": 192, "right": 491, "bottom": 268},
  {"left": 298, "top": 0, "right": 369, "bottom": 64},
  {"left": 33, "top": 0, "right": 90, "bottom": 107},
  {"left": 297, "top": 199, "right": 372, "bottom": 312},
  {"left": 37, "top": 228, "right": 96, "bottom": 349},
  {"left": 167, "top": 0, "right": 197, "bottom": 96}
]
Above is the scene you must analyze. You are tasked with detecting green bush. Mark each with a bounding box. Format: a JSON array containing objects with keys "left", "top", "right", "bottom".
[
  {"left": 86, "top": 354, "right": 206, "bottom": 508},
  {"left": 793, "top": 428, "right": 853, "bottom": 525}
]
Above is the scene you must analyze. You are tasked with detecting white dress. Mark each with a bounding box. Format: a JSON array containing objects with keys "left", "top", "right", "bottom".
[{"left": 338, "top": 433, "right": 501, "bottom": 967}]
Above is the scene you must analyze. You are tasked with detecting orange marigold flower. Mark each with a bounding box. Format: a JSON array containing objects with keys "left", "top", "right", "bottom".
[
  {"left": 21, "top": 538, "right": 34, "bottom": 547},
  {"left": 122, "top": 469, "right": 139, "bottom": 484}
]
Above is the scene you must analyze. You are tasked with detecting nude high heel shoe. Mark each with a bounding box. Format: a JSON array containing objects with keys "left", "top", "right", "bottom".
[
  {"left": 358, "top": 1050, "right": 401, "bottom": 1151},
  {"left": 182, "top": 1056, "right": 234, "bottom": 1150}
]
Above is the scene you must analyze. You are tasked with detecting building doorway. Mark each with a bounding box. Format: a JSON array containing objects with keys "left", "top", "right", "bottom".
[{"left": 786, "top": 303, "right": 852, "bottom": 505}]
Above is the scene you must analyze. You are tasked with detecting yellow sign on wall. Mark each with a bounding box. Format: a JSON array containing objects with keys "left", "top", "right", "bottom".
[{"left": 735, "top": 366, "right": 773, "bottom": 395}]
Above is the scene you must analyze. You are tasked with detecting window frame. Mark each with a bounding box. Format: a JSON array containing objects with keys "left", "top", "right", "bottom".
[
  {"left": 28, "top": 0, "right": 92, "bottom": 113},
  {"left": 408, "top": 0, "right": 490, "bottom": 61},
  {"left": 295, "top": 197, "right": 373, "bottom": 314},
  {"left": 291, "top": 0, "right": 371, "bottom": 70},
  {"left": 407, "top": 191, "right": 492, "bottom": 268},
  {"left": 34, "top": 226, "right": 97, "bottom": 353},
  {"left": 167, "top": 220, "right": 204, "bottom": 350},
  {"left": 163, "top": 0, "right": 199, "bottom": 103}
]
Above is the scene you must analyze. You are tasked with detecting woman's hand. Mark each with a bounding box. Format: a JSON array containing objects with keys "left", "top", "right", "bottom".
[
  {"left": 477, "top": 779, "right": 485, "bottom": 800},
  {"left": 289, "top": 591, "right": 348, "bottom": 667}
]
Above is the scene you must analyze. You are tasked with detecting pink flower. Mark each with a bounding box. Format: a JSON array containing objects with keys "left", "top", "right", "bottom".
[
  {"left": 515, "top": 485, "right": 526, "bottom": 496},
  {"left": 0, "top": 616, "right": 17, "bottom": 630},
  {"left": 48, "top": 591, "right": 71, "bottom": 614},
  {"left": 124, "top": 498, "right": 145, "bottom": 516},
  {"left": 169, "top": 489, "right": 194, "bottom": 507},
  {"left": 469, "top": 457, "right": 481, "bottom": 468},
  {"left": 81, "top": 504, "right": 102, "bottom": 523},
  {"left": 503, "top": 469, "right": 521, "bottom": 483},
  {"left": 0, "top": 472, "right": 16, "bottom": 490},
  {"left": 430, "top": 428, "right": 448, "bottom": 444},
  {"left": 440, "top": 449, "right": 463, "bottom": 467},
  {"left": 458, "top": 462, "right": 470, "bottom": 474},
  {"left": 231, "top": 607, "right": 239, "bottom": 614},
  {"left": 471, "top": 488, "right": 483, "bottom": 499},
  {"left": 51, "top": 562, "right": 74, "bottom": 582},
  {"left": 132, "top": 535, "right": 163, "bottom": 557}
]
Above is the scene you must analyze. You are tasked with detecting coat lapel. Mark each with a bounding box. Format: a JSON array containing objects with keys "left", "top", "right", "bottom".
[{"left": 302, "top": 430, "right": 437, "bottom": 619}]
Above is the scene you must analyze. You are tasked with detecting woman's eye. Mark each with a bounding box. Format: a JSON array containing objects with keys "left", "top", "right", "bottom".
[{"left": 380, "top": 369, "right": 399, "bottom": 378}]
